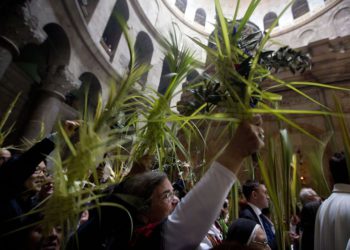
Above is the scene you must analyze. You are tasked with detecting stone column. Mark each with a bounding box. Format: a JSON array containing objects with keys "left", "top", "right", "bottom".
[
  {"left": 0, "top": 1, "right": 46, "bottom": 80},
  {"left": 22, "top": 65, "right": 81, "bottom": 141}
]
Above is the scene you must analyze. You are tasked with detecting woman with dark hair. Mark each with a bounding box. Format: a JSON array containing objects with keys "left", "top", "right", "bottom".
[{"left": 68, "top": 118, "right": 265, "bottom": 250}]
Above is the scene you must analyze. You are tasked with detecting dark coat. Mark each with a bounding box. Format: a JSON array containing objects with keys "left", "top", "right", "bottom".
[
  {"left": 0, "top": 138, "right": 55, "bottom": 249},
  {"left": 300, "top": 200, "right": 322, "bottom": 250},
  {"left": 0, "top": 138, "right": 55, "bottom": 199},
  {"left": 66, "top": 184, "right": 165, "bottom": 250},
  {"left": 239, "top": 204, "right": 260, "bottom": 224}
]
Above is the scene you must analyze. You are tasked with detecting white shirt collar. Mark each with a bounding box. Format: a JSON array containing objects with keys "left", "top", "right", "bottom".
[
  {"left": 333, "top": 183, "right": 350, "bottom": 193},
  {"left": 247, "top": 202, "right": 262, "bottom": 216}
]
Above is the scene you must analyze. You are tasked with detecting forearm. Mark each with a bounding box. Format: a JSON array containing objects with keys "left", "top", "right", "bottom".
[{"left": 163, "top": 162, "right": 236, "bottom": 250}]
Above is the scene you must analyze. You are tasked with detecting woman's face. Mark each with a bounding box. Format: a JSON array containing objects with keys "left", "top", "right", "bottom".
[
  {"left": 146, "top": 178, "right": 180, "bottom": 223},
  {"left": 26, "top": 225, "right": 62, "bottom": 250},
  {"left": 24, "top": 161, "right": 47, "bottom": 192}
]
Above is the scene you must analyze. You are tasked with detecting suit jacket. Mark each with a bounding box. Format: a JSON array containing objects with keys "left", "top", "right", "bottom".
[{"left": 239, "top": 204, "right": 260, "bottom": 225}]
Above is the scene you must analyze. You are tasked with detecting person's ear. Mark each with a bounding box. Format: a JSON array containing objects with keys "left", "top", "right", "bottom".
[{"left": 252, "top": 190, "right": 258, "bottom": 199}]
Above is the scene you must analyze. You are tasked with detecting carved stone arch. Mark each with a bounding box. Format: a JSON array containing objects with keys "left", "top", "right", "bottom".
[
  {"left": 134, "top": 31, "right": 154, "bottom": 86},
  {"left": 14, "top": 23, "right": 71, "bottom": 82},
  {"left": 298, "top": 29, "right": 316, "bottom": 46},
  {"left": 263, "top": 12, "right": 278, "bottom": 30},
  {"left": 66, "top": 72, "right": 102, "bottom": 114},
  {"left": 332, "top": 7, "right": 350, "bottom": 37},
  {"left": 9, "top": 24, "right": 76, "bottom": 141},
  {"left": 101, "top": 0, "right": 129, "bottom": 61},
  {"left": 42, "top": 23, "right": 71, "bottom": 66}
]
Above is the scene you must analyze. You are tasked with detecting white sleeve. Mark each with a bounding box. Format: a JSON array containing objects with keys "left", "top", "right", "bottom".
[{"left": 163, "top": 161, "right": 236, "bottom": 250}]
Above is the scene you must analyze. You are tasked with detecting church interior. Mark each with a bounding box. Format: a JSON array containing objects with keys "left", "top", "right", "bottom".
[{"left": 0, "top": 0, "right": 350, "bottom": 249}]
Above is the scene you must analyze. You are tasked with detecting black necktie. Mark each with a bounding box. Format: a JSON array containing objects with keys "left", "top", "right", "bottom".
[{"left": 259, "top": 214, "right": 275, "bottom": 247}]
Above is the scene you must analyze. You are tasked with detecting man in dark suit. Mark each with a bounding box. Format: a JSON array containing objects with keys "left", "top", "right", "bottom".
[{"left": 239, "top": 180, "right": 277, "bottom": 250}]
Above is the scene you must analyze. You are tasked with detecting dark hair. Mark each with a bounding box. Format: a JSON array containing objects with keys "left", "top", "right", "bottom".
[
  {"left": 119, "top": 171, "right": 168, "bottom": 211},
  {"left": 329, "top": 152, "right": 350, "bottom": 184},
  {"left": 242, "top": 180, "right": 260, "bottom": 200}
]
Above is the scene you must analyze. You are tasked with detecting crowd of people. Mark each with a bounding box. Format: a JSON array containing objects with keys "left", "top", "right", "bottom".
[{"left": 0, "top": 118, "right": 350, "bottom": 250}]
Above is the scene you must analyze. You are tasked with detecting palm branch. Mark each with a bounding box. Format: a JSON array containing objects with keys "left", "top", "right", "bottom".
[{"left": 0, "top": 93, "right": 20, "bottom": 147}]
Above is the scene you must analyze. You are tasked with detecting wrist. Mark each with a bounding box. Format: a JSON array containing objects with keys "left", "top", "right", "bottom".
[{"left": 217, "top": 151, "right": 245, "bottom": 174}]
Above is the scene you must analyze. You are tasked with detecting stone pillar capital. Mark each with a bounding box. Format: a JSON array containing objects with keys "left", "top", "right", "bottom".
[
  {"left": 0, "top": 1, "right": 46, "bottom": 54},
  {"left": 42, "top": 65, "right": 81, "bottom": 99}
]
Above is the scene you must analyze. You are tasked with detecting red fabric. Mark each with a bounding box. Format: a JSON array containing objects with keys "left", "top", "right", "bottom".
[{"left": 134, "top": 222, "right": 160, "bottom": 238}]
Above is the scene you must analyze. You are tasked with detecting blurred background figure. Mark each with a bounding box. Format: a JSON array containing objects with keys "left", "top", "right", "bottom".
[
  {"left": 299, "top": 187, "right": 321, "bottom": 250},
  {"left": 314, "top": 152, "right": 350, "bottom": 250},
  {"left": 172, "top": 161, "right": 191, "bottom": 199},
  {"left": 299, "top": 188, "right": 321, "bottom": 206},
  {"left": 239, "top": 180, "right": 276, "bottom": 250},
  {"left": 24, "top": 225, "right": 62, "bottom": 250},
  {"left": 0, "top": 148, "right": 11, "bottom": 167}
]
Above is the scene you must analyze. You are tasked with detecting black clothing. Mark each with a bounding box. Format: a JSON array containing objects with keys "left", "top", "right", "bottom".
[
  {"left": 239, "top": 204, "right": 260, "bottom": 224},
  {"left": 0, "top": 138, "right": 55, "bottom": 199},
  {"left": 66, "top": 184, "right": 165, "bottom": 250},
  {"left": 0, "top": 138, "right": 55, "bottom": 249},
  {"left": 300, "top": 200, "right": 321, "bottom": 250}
]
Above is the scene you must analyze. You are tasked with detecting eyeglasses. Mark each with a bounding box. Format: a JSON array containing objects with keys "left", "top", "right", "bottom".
[
  {"left": 33, "top": 166, "right": 49, "bottom": 177},
  {"left": 161, "top": 190, "right": 179, "bottom": 202},
  {"left": 251, "top": 240, "right": 269, "bottom": 248}
]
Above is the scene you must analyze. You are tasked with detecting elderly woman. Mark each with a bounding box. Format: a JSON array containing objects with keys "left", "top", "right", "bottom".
[{"left": 68, "top": 118, "right": 265, "bottom": 250}]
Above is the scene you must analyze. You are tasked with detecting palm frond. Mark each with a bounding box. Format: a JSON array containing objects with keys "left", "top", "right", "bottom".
[
  {"left": 0, "top": 93, "right": 20, "bottom": 146},
  {"left": 333, "top": 94, "right": 350, "bottom": 182}
]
